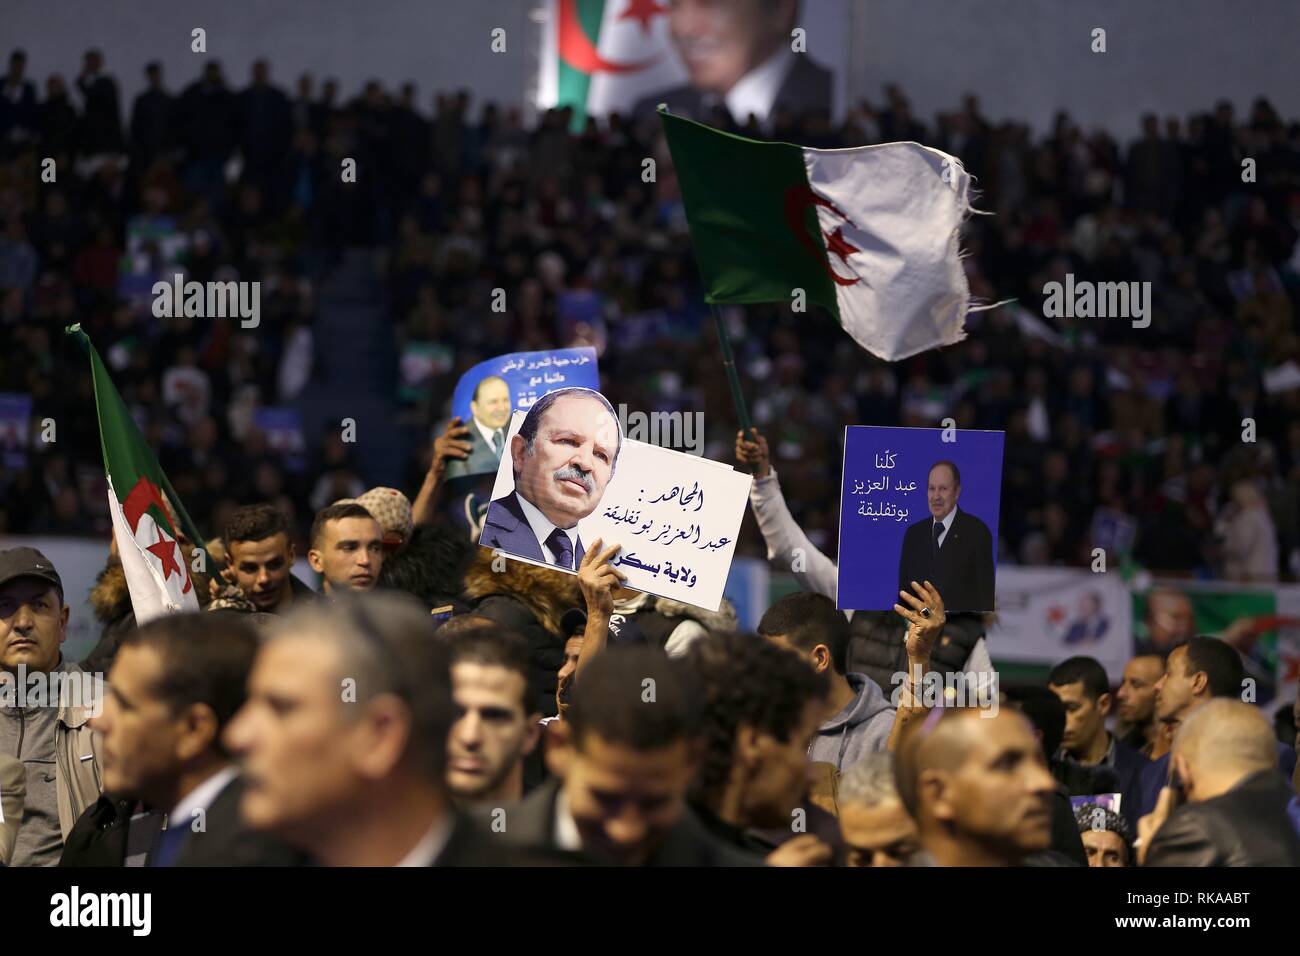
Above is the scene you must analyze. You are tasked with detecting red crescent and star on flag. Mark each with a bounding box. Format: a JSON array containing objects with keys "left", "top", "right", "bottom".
[
  {"left": 782, "top": 185, "right": 862, "bottom": 287},
  {"left": 559, "top": 0, "right": 666, "bottom": 73},
  {"left": 122, "top": 477, "right": 193, "bottom": 594}
]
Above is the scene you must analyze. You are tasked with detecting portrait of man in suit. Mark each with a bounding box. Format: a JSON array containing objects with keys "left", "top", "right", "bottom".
[
  {"left": 480, "top": 387, "right": 622, "bottom": 571},
  {"left": 445, "top": 375, "right": 513, "bottom": 479},
  {"left": 633, "top": 0, "right": 833, "bottom": 127},
  {"left": 896, "top": 460, "right": 995, "bottom": 612}
]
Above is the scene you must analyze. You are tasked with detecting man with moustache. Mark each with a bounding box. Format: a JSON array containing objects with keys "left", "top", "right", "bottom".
[
  {"left": 0, "top": 548, "right": 102, "bottom": 866},
  {"left": 445, "top": 375, "right": 513, "bottom": 479},
  {"left": 481, "top": 388, "right": 622, "bottom": 570},
  {"left": 897, "top": 461, "right": 996, "bottom": 612},
  {"left": 894, "top": 707, "right": 1057, "bottom": 866}
]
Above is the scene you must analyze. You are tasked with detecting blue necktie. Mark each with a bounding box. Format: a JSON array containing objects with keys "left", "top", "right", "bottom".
[
  {"left": 151, "top": 823, "right": 190, "bottom": 868},
  {"left": 933, "top": 520, "right": 944, "bottom": 555},
  {"left": 547, "top": 528, "right": 574, "bottom": 570}
]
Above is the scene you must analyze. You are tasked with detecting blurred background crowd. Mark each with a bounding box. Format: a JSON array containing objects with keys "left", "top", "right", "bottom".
[{"left": 2, "top": 48, "right": 1299, "bottom": 583}]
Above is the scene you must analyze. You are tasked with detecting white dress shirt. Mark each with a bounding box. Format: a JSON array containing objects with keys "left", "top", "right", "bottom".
[
  {"left": 475, "top": 418, "right": 503, "bottom": 452},
  {"left": 933, "top": 507, "right": 957, "bottom": 549},
  {"left": 166, "top": 764, "right": 239, "bottom": 836},
  {"left": 395, "top": 814, "right": 454, "bottom": 867},
  {"left": 516, "top": 491, "right": 577, "bottom": 568},
  {"left": 553, "top": 789, "right": 582, "bottom": 852},
  {"left": 726, "top": 47, "right": 796, "bottom": 127}
]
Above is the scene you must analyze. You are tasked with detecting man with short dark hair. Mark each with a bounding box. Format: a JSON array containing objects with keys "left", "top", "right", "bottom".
[
  {"left": 438, "top": 624, "right": 541, "bottom": 806},
  {"left": 501, "top": 646, "right": 758, "bottom": 865},
  {"left": 65, "top": 612, "right": 300, "bottom": 866},
  {"left": 1048, "top": 656, "right": 1150, "bottom": 828},
  {"left": 759, "top": 592, "right": 895, "bottom": 770},
  {"left": 1139, "top": 700, "right": 1300, "bottom": 866},
  {"left": 225, "top": 593, "right": 514, "bottom": 865},
  {"left": 1137, "top": 637, "right": 1296, "bottom": 817},
  {"left": 224, "top": 504, "right": 314, "bottom": 613},
  {"left": 307, "top": 503, "right": 384, "bottom": 595},
  {"left": 685, "top": 630, "right": 832, "bottom": 865},
  {"left": 0, "top": 548, "right": 102, "bottom": 866},
  {"left": 894, "top": 707, "right": 1056, "bottom": 867}
]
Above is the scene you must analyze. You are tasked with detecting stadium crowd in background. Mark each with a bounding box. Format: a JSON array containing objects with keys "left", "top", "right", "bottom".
[
  {"left": 2, "top": 49, "right": 1300, "bottom": 582},
  {"left": 2, "top": 47, "right": 1300, "bottom": 869}
]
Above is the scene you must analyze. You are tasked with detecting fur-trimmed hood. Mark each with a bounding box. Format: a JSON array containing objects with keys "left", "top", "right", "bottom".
[
  {"left": 89, "top": 558, "right": 133, "bottom": 626},
  {"left": 461, "top": 549, "right": 584, "bottom": 637},
  {"left": 644, "top": 595, "right": 738, "bottom": 632}
]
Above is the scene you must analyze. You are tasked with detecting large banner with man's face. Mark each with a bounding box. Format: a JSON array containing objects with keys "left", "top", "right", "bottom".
[
  {"left": 538, "top": 0, "right": 850, "bottom": 128},
  {"left": 478, "top": 388, "right": 750, "bottom": 611}
]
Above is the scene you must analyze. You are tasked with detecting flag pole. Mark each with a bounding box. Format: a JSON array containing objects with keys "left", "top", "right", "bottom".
[{"left": 709, "top": 304, "right": 759, "bottom": 474}]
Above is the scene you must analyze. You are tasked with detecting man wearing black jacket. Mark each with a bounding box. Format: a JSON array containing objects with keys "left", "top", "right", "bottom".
[
  {"left": 1140, "top": 699, "right": 1300, "bottom": 866},
  {"left": 225, "top": 594, "right": 521, "bottom": 866},
  {"left": 65, "top": 611, "right": 299, "bottom": 867},
  {"left": 897, "top": 462, "right": 995, "bottom": 612},
  {"left": 501, "top": 647, "right": 760, "bottom": 866}
]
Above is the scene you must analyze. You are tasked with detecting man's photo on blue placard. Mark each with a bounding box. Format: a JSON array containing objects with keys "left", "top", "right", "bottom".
[
  {"left": 444, "top": 347, "right": 600, "bottom": 480},
  {"left": 837, "top": 426, "right": 1004, "bottom": 613}
]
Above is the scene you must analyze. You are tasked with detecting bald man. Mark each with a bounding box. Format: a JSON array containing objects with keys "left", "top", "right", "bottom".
[
  {"left": 894, "top": 708, "right": 1056, "bottom": 866},
  {"left": 1138, "top": 699, "right": 1300, "bottom": 866}
]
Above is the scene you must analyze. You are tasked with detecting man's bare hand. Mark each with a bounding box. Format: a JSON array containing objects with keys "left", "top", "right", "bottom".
[
  {"left": 1135, "top": 785, "right": 1176, "bottom": 866},
  {"left": 577, "top": 538, "right": 626, "bottom": 618},
  {"left": 895, "top": 579, "right": 946, "bottom": 663},
  {"left": 735, "top": 429, "right": 771, "bottom": 478},
  {"left": 766, "top": 834, "right": 833, "bottom": 867},
  {"left": 430, "top": 417, "right": 473, "bottom": 480}
]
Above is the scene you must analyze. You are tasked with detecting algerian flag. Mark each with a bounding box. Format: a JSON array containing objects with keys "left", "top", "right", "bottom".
[
  {"left": 660, "top": 108, "right": 978, "bottom": 362},
  {"left": 68, "top": 325, "right": 203, "bottom": 623},
  {"left": 538, "top": 0, "right": 679, "bottom": 131}
]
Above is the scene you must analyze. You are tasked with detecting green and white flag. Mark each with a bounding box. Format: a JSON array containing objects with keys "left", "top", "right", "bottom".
[
  {"left": 68, "top": 325, "right": 202, "bottom": 623},
  {"left": 660, "top": 108, "right": 977, "bottom": 362}
]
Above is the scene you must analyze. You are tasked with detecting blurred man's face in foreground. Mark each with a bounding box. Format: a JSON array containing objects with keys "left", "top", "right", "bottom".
[
  {"left": 559, "top": 730, "right": 695, "bottom": 866},
  {"left": 839, "top": 798, "right": 920, "bottom": 867}
]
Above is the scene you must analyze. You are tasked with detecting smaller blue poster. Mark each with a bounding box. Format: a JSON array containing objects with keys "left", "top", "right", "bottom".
[
  {"left": 0, "top": 393, "right": 33, "bottom": 470},
  {"left": 445, "top": 347, "right": 600, "bottom": 480},
  {"left": 837, "top": 426, "right": 1004, "bottom": 613}
]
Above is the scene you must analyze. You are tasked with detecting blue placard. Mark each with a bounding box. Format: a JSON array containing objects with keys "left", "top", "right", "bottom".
[
  {"left": 446, "top": 348, "right": 600, "bottom": 480},
  {"left": 837, "top": 426, "right": 1004, "bottom": 612}
]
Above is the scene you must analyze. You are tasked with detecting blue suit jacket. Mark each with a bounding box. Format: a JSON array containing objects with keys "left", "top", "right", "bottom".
[{"left": 481, "top": 491, "right": 585, "bottom": 569}]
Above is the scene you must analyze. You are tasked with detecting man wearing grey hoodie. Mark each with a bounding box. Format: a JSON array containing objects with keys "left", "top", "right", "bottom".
[{"left": 759, "top": 591, "right": 909, "bottom": 770}]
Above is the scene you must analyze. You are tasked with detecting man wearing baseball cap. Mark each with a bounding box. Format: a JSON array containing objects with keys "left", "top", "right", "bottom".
[{"left": 0, "top": 547, "right": 104, "bottom": 866}]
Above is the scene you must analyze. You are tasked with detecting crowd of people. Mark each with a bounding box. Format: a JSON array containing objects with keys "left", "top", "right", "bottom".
[
  {"left": 2, "top": 49, "right": 1300, "bottom": 581},
  {"left": 1, "top": 408, "right": 1299, "bottom": 867}
]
